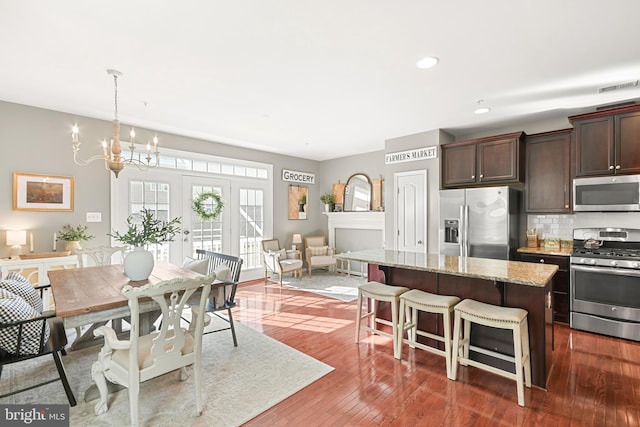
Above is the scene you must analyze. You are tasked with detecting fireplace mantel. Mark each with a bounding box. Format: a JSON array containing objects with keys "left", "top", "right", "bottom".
[{"left": 323, "top": 211, "right": 385, "bottom": 249}]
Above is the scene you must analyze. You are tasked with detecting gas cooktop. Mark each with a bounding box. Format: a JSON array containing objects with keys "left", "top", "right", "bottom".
[{"left": 572, "top": 227, "right": 640, "bottom": 269}]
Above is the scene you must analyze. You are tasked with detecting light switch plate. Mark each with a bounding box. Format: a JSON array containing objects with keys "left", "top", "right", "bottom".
[{"left": 86, "top": 212, "right": 102, "bottom": 222}]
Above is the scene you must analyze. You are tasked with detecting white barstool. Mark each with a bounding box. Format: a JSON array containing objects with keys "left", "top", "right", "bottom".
[
  {"left": 396, "top": 289, "right": 460, "bottom": 378},
  {"left": 451, "top": 299, "right": 531, "bottom": 407},
  {"left": 355, "top": 282, "right": 409, "bottom": 354}
]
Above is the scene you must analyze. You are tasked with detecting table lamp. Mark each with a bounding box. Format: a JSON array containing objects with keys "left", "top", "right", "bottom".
[
  {"left": 292, "top": 233, "right": 302, "bottom": 251},
  {"left": 7, "top": 230, "right": 27, "bottom": 259}
]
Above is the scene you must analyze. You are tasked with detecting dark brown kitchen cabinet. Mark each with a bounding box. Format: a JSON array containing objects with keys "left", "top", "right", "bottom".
[
  {"left": 525, "top": 129, "right": 572, "bottom": 213},
  {"left": 519, "top": 253, "right": 569, "bottom": 323},
  {"left": 441, "top": 142, "right": 477, "bottom": 187},
  {"left": 441, "top": 131, "right": 524, "bottom": 188},
  {"left": 571, "top": 105, "right": 640, "bottom": 177}
]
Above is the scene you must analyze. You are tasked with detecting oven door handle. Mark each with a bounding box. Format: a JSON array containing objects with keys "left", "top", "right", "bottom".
[{"left": 572, "top": 264, "right": 640, "bottom": 277}]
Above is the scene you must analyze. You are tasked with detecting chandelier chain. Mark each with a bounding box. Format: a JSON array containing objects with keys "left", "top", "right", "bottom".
[{"left": 113, "top": 73, "right": 118, "bottom": 121}]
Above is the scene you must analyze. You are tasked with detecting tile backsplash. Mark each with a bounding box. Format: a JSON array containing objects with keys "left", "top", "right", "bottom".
[{"left": 527, "top": 212, "right": 640, "bottom": 240}]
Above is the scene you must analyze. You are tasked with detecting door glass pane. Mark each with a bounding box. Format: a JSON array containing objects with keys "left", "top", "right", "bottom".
[
  {"left": 240, "top": 188, "right": 264, "bottom": 269},
  {"left": 190, "top": 185, "right": 224, "bottom": 256},
  {"left": 128, "top": 180, "right": 172, "bottom": 262}
]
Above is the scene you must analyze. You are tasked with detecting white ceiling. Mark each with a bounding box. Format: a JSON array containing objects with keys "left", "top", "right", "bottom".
[{"left": 2, "top": 1, "right": 640, "bottom": 161}]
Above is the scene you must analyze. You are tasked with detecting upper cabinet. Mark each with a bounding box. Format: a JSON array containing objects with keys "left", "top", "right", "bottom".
[
  {"left": 441, "top": 131, "right": 525, "bottom": 188},
  {"left": 571, "top": 105, "right": 640, "bottom": 177},
  {"left": 525, "top": 129, "right": 572, "bottom": 213}
]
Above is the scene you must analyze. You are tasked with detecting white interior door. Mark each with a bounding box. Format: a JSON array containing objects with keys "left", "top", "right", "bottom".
[
  {"left": 394, "top": 170, "right": 427, "bottom": 253},
  {"left": 182, "top": 176, "right": 231, "bottom": 258}
]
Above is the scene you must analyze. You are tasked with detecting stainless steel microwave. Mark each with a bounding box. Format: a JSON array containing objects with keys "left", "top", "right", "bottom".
[{"left": 573, "top": 175, "right": 640, "bottom": 211}]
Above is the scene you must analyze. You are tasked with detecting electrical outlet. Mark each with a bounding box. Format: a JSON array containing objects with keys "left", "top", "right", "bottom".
[{"left": 86, "top": 212, "right": 102, "bottom": 222}]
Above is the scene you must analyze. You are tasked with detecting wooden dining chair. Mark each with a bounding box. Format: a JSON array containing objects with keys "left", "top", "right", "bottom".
[
  {"left": 0, "top": 281, "right": 76, "bottom": 406},
  {"left": 76, "top": 246, "right": 127, "bottom": 268},
  {"left": 91, "top": 274, "right": 215, "bottom": 427},
  {"left": 190, "top": 250, "right": 243, "bottom": 346}
]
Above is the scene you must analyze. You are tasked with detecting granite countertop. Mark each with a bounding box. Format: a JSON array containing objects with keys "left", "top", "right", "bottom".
[
  {"left": 517, "top": 246, "right": 573, "bottom": 256},
  {"left": 336, "top": 249, "right": 558, "bottom": 287}
]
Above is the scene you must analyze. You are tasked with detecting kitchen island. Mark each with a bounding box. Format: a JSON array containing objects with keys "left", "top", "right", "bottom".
[{"left": 336, "top": 249, "right": 558, "bottom": 389}]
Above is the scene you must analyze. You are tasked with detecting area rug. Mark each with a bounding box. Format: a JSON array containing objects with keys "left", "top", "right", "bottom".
[
  {"left": 0, "top": 317, "right": 334, "bottom": 426},
  {"left": 280, "top": 270, "right": 367, "bottom": 302}
]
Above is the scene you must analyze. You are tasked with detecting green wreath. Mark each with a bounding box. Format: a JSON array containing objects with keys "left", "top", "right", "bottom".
[{"left": 192, "top": 191, "right": 224, "bottom": 221}]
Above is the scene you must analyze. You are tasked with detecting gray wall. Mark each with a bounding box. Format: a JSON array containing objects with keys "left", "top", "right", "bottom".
[
  {"left": 316, "top": 150, "right": 385, "bottom": 249},
  {"left": 384, "top": 129, "right": 454, "bottom": 253},
  {"left": 0, "top": 101, "right": 323, "bottom": 257},
  {"left": 6, "top": 99, "right": 636, "bottom": 261}
]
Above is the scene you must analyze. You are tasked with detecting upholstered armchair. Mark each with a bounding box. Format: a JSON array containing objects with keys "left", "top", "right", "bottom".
[
  {"left": 261, "top": 239, "right": 303, "bottom": 286},
  {"left": 304, "top": 236, "right": 336, "bottom": 277}
]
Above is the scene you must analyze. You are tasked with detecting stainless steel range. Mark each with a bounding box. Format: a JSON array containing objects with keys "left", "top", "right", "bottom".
[{"left": 571, "top": 228, "right": 640, "bottom": 341}]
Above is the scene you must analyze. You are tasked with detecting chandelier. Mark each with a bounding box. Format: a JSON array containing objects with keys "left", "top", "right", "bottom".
[{"left": 71, "top": 69, "right": 159, "bottom": 178}]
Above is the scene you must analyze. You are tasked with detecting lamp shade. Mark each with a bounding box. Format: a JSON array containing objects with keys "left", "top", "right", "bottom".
[
  {"left": 7, "top": 230, "right": 27, "bottom": 246},
  {"left": 292, "top": 234, "right": 302, "bottom": 245}
]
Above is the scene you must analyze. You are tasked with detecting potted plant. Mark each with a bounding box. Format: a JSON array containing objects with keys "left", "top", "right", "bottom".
[
  {"left": 298, "top": 194, "right": 307, "bottom": 213},
  {"left": 109, "top": 208, "right": 181, "bottom": 280},
  {"left": 57, "top": 224, "right": 94, "bottom": 253},
  {"left": 320, "top": 193, "right": 336, "bottom": 212}
]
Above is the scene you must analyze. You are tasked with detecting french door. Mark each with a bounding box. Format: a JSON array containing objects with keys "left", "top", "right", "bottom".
[
  {"left": 112, "top": 169, "right": 267, "bottom": 280},
  {"left": 182, "top": 176, "right": 231, "bottom": 258}
]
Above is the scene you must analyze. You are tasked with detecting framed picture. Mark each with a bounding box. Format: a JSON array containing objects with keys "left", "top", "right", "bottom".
[
  {"left": 288, "top": 185, "right": 308, "bottom": 220},
  {"left": 13, "top": 172, "right": 74, "bottom": 212}
]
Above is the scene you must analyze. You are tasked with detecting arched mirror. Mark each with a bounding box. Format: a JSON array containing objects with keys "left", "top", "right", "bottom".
[{"left": 344, "top": 173, "right": 372, "bottom": 211}]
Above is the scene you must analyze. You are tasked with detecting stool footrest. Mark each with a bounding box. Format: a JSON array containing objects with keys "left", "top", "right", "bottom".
[
  {"left": 362, "top": 316, "right": 394, "bottom": 340},
  {"left": 468, "top": 344, "right": 516, "bottom": 364},
  {"left": 457, "top": 357, "right": 518, "bottom": 382}
]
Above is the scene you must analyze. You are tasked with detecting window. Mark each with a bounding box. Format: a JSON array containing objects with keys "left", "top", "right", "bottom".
[
  {"left": 122, "top": 146, "right": 269, "bottom": 179},
  {"left": 239, "top": 188, "right": 264, "bottom": 269}
]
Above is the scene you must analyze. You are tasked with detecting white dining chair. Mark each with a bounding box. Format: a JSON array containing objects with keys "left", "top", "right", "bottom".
[{"left": 91, "top": 273, "right": 215, "bottom": 427}]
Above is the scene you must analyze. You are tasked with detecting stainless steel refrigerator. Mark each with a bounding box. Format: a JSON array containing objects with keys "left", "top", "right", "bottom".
[{"left": 439, "top": 186, "right": 520, "bottom": 260}]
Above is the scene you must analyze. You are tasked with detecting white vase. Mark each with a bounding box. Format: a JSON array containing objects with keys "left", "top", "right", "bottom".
[
  {"left": 324, "top": 204, "right": 330, "bottom": 212},
  {"left": 64, "top": 240, "right": 82, "bottom": 254},
  {"left": 124, "top": 247, "right": 155, "bottom": 280}
]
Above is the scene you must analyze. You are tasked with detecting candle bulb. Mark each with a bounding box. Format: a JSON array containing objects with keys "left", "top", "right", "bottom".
[
  {"left": 53, "top": 232, "right": 57, "bottom": 251},
  {"left": 30, "top": 233, "right": 34, "bottom": 252},
  {"left": 72, "top": 124, "right": 79, "bottom": 143}
]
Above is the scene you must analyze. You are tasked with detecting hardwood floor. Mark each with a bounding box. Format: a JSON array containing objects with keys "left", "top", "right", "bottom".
[{"left": 233, "top": 279, "right": 640, "bottom": 426}]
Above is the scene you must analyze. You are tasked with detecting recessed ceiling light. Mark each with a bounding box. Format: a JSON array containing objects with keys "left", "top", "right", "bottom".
[
  {"left": 474, "top": 99, "right": 490, "bottom": 114},
  {"left": 416, "top": 56, "right": 439, "bottom": 69}
]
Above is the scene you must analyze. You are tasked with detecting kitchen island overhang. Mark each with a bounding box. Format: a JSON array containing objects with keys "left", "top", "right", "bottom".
[{"left": 338, "top": 250, "right": 558, "bottom": 389}]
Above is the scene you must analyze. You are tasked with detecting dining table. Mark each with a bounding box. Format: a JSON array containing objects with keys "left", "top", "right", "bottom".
[{"left": 48, "top": 262, "right": 203, "bottom": 349}]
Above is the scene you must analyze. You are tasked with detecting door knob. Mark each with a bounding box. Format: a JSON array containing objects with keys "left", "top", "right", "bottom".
[
  {"left": 417, "top": 240, "right": 423, "bottom": 244},
  {"left": 183, "top": 230, "right": 190, "bottom": 235}
]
